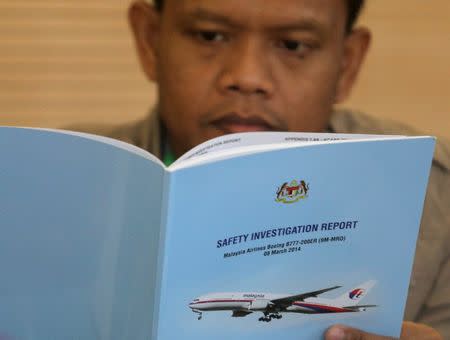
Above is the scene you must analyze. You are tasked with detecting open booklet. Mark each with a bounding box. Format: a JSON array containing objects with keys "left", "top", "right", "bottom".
[{"left": 0, "top": 127, "right": 435, "bottom": 339}]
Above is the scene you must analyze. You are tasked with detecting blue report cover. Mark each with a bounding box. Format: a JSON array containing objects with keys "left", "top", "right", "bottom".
[{"left": 0, "top": 127, "right": 435, "bottom": 339}]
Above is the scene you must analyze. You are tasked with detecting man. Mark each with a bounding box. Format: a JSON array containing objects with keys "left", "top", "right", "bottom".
[{"left": 79, "top": 0, "right": 449, "bottom": 338}]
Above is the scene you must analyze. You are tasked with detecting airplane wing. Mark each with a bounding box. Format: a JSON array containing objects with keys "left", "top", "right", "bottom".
[
  {"left": 342, "top": 304, "right": 378, "bottom": 311},
  {"left": 270, "top": 286, "right": 342, "bottom": 308},
  {"left": 231, "top": 310, "right": 253, "bottom": 317}
]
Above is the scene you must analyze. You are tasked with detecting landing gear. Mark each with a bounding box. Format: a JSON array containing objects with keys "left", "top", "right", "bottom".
[
  {"left": 258, "top": 313, "right": 282, "bottom": 322},
  {"left": 193, "top": 310, "right": 202, "bottom": 320}
]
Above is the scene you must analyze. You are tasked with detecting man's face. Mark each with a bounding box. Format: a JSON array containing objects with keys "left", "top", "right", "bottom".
[{"left": 131, "top": 0, "right": 368, "bottom": 156}]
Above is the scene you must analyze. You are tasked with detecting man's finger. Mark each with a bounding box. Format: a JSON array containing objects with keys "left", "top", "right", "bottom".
[
  {"left": 400, "top": 321, "right": 443, "bottom": 340},
  {"left": 325, "top": 324, "right": 394, "bottom": 340},
  {"left": 325, "top": 323, "right": 443, "bottom": 340}
]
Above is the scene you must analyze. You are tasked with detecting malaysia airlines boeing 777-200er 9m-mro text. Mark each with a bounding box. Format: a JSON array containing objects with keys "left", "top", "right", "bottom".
[{"left": 188, "top": 280, "right": 376, "bottom": 322}]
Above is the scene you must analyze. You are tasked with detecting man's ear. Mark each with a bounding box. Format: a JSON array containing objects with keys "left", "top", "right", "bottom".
[
  {"left": 128, "top": 0, "right": 160, "bottom": 82},
  {"left": 335, "top": 27, "right": 371, "bottom": 103}
]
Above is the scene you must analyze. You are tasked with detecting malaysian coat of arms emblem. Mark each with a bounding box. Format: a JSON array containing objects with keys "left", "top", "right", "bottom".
[{"left": 275, "top": 180, "right": 309, "bottom": 204}]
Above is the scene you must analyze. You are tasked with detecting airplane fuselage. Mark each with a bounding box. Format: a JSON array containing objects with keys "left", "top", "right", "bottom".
[{"left": 189, "top": 293, "right": 354, "bottom": 314}]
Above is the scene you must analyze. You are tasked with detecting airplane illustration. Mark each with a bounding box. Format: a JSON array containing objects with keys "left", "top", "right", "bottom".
[{"left": 188, "top": 280, "right": 376, "bottom": 322}]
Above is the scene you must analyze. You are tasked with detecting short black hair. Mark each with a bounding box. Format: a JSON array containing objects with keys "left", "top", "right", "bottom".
[
  {"left": 153, "top": 0, "right": 365, "bottom": 32},
  {"left": 346, "top": 0, "right": 366, "bottom": 31}
]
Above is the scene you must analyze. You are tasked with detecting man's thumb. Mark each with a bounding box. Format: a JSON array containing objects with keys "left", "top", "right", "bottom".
[{"left": 325, "top": 324, "right": 394, "bottom": 340}]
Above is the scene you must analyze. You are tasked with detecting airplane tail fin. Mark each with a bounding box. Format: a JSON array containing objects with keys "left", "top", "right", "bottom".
[{"left": 333, "top": 280, "right": 376, "bottom": 307}]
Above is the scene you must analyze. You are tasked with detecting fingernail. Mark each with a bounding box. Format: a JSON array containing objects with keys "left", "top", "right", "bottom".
[{"left": 326, "top": 326, "right": 346, "bottom": 340}]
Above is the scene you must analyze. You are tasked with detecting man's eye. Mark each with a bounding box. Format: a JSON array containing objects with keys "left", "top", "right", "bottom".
[
  {"left": 197, "top": 31, "right": 225, "bottom": 42},
  {"left": 280, "top": 40, "right": 306, "bottom": 52}
]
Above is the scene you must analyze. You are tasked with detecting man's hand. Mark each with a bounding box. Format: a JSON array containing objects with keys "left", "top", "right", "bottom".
[{"left": 325, "top": 322, "right": 443, "bottom": 340}]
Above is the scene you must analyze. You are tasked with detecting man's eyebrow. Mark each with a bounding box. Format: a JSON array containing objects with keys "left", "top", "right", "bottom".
[
  {"left": 182, "top": 8, "right": 241, "bottom": 28},
  {"left": 267, "top": 18, "right": 326, "bottom": 37}
]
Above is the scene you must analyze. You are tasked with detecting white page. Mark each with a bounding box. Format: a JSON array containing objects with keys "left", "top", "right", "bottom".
[{"left": 171, "top": 131, "right": 404, "bottom": 168}]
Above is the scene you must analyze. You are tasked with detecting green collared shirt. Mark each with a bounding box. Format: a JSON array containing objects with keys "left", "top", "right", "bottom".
[{"left": 163, "top": 147, "right": 176, "bottom": 166}]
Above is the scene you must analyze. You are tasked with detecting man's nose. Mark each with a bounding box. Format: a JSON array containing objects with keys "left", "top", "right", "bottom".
[{"left": 217, "top": 39, "right": 274, "bottom": 98}]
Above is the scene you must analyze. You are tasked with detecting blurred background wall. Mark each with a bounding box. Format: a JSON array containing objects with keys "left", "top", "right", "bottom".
[{"left": 0, "top": 0, "right": 449, "bottom": 138}]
